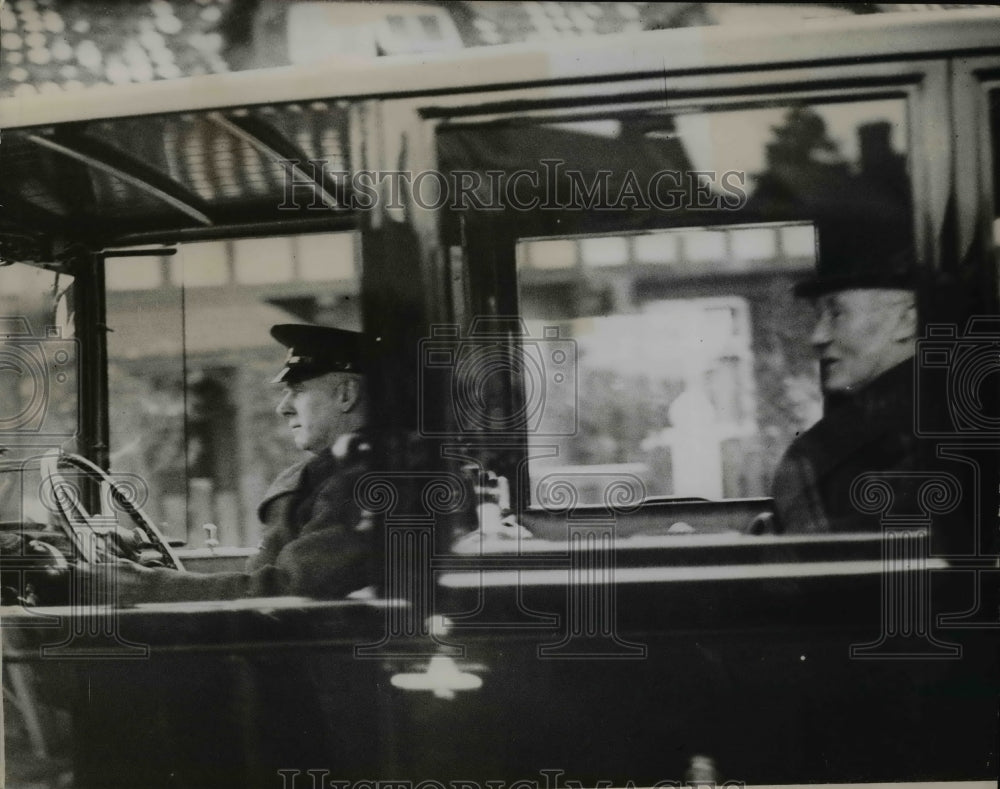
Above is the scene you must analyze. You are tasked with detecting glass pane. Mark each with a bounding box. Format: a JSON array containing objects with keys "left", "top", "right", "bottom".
[
  {"left": 512, "top": 97, "right": 910, "bottom": 505},
  {"left": 0, "top": 264, "right": 78, "bottom": 524},
  {"left": 0, "top": 264, "right": 78, "bottom": 452},
  {"left": 106, "top": 255, "right": 187, "bottom": 545},
  {"left": 106, "top": 232, "right": 360, "bottom": 548},
  {"left": 519, "top": 223, "right": 819, "bottom": 504}
]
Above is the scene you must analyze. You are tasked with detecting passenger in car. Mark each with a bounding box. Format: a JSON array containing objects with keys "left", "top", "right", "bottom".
[
  {"left": 94, "top": 324, "right": 373, "bottom": 603},
  {"left": 770, "top": 227, "right": 918, "bottom": 532}
]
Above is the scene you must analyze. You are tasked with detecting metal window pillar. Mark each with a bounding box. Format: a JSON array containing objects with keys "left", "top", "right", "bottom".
[{"left": 74, "top": 250, "right": 110, "bottom": 481}]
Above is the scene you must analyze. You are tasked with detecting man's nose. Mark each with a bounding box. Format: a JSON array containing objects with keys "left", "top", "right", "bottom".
[
  {"left": 276, "top": 391, "right": 294, "bottom": 417},
  {"left": 810, "top": 310, "right": 832, "bottom": 349}
]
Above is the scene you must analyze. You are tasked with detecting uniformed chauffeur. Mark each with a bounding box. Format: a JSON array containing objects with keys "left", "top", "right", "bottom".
[
  {"left": 770, "top": 226, "right": 920, "bottom": 533},
  {"left": 105, "top": 324, "right": 373, "bottom": 604}
]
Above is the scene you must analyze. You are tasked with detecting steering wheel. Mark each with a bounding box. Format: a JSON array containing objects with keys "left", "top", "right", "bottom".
[{"left": 39, "top": 450, "right": 184, "bottom": 570}]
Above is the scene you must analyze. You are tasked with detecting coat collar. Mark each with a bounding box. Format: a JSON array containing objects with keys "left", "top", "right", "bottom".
[
  {"left": 799, "top": 356, "right": 915, "bottom": 474},
  {"left": 256, "top": 431, "right": 371, "bottom": 522},
  {"left": 257, "top": 455, "right": 314, "bottom": 523}
]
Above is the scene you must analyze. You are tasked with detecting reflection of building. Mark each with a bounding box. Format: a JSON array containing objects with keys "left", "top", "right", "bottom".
[
  {"left": 748, "top": 108, "right": 911, "bottom": 228},
  {"left": 106, "top": 232, "right": 360, "bottom": 548},
  {"left": 519, "top": 224, "right": 820, "bottom": 501}
]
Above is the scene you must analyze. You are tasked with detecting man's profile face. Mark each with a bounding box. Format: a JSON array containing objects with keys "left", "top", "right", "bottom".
[
  {"left": 810, "top": 288, "right": 915, "bottom": 395},
  {"left": 275, "top": 373, "right": 345, "bottom": 453}
]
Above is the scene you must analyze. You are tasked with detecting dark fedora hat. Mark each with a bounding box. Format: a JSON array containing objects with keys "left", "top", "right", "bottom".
[
  {"left": 794, "top": 217, "right": 917, "bottom": 298},
  {"left": 269, "top": 324, "right": 364, "bottom": 384}
]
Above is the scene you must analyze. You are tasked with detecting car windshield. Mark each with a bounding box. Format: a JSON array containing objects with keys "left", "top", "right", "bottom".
[{"left": 103, "top": 232, "right": 361, "bottom": 550}]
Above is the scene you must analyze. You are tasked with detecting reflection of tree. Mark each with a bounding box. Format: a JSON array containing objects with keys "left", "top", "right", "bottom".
[
  {"left": 570, "top": 369, "right": 680, "bottom": 465},
  {"left": 742, "top": 110, "right": 849, "bottom": 484},
  {"left": 749, "top": 105, "right": 910, "bottom": 224},
  {"left": 108, "top": 358, "right": 302, "bottom": 541},
  {"left": 0, "top": 273, "right": 79, "bottom": 448},
  {"left": 745, "top": 105, "right": 913, "bottom": 487},
  {"left": 107, "top": 365, "right": 183, "bottom": 525},
  {"left": 187, "top": 371, "right": 238, "bottom": 488},
  {"left": 750, "top": 278, "right": 823, "bottom": 477},
  {"left": 766, "top": 106, "right": 842, "bottom": 166}
]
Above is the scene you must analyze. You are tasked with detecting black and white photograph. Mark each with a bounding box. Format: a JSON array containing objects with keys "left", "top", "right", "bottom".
[{"left": 0, "top": 2, "right": 998, "bottom": 788}]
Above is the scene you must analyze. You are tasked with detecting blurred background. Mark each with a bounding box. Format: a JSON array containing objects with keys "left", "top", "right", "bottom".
[{"left": 1, "top": 1, "right": 991, "bottom": 100}]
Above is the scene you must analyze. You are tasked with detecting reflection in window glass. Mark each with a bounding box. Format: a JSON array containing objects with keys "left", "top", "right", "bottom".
[
  {"left": 781, "top": 224, "right": 816, "bottom": 258},
  {"left": 633, "top": 233, "right": 678, "bottom": 264},
  {"left": 106, "top": 266, "right": 187, "bottom": 543},
  {"left": 234, "top": 236, "right": 294, "bottom": 284},
  {"left": 523, "top": 238, "right": 577, "bottom": 270},
  {"left": 107, "top": 257, "right": 163, "bottom": 291},
  {"left": 670, "top": 102, "right": 906, "bottom": 177},
  {"left": 682, "top": 230, "right": 727, "bottom": 262},
  {"left": 519, "top": 224, "right": 819, "bottom": 504},
  {"left": 0, "top": 264, "right": 78, "bottom": 524},
  {"left": 106, "top": 232, "right": 361, "bottom": 548},
  {"left": 508, "top": 97, "right": 910, "bottom": 505},
  {"left": 581, "top": 236, "right": 629, "bottom": 267},
  {"left": 730, "top": 227, "right": 776, "bottom": 261},
  {"left": 298, "top": 232, "right": 358, "bottom": 281},
  {"left": 169, "top": 242, "right": 229, "bottom": 287}
]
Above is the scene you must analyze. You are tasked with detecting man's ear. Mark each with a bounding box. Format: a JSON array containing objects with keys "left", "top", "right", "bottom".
[
  {"left": 338, "top": 376, "right": 362, "bottom": 412},
  {"left": 893, "top": 297, "right": 917, "bottom": 344}
]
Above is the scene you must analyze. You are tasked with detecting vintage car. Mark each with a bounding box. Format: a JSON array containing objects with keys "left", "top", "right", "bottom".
[{"left": 1, "top": 7, "right": 998, "bottom": 788}]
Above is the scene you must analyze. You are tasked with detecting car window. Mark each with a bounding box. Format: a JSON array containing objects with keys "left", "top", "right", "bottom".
[
  {"left": 0, "top": 264, "right": 78, "bottom": 524},
  {"left": 508, "top": 99, "right": 910, "bottom": 506},
  {"left": 105, "top": 231, "right": 360, "bottom": 548},
  {"left": 0, "top": 264, "right": 78, "bottom": 450}
]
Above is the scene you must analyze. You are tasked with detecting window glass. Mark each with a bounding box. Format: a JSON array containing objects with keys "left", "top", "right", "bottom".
[
  {"left": 509, "top": 98, "right": 909, "bottom": 505},
  {"left": 519, "top": 223, "right": 819, "bottom": 504},
  {"left": 106, "top": 232, "right": 360, "bottom": 548},
  {"left": 0, "top": 263, "right": 77, "bottom": 523}
]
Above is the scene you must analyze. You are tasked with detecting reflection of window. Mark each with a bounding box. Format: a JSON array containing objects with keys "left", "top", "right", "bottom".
[
  {"left": 106, "top": 232, "right": 360, "bottom": 548},
  {"left": 518, "top": 223, "right": 820, "bottom": 504},
  {"left": 522, "top": 238, "right": 577, "bottom": 270},
  {"left": 581, "top": 236, "right": 629, "bottom": 267},
  {"left": 298, "top": 232, "right": 357, "bottom": 281},
  {"left": 495, "top": 97, "right": 912, "bottom": 505},
  {"left": 0, "top": 264, "right": 78, "bottom": 452},
  {"left": 0, "top": 266, "right": 78, "bottom": 532},
  {"left": 233, "top": 237, "right": 293, "bottom": 284},
  {"left": 170, "top": 242, "right": 229, "bottom": 287},
  {"left": 107, "top": 257, "right": 162, "bottom": 291}
]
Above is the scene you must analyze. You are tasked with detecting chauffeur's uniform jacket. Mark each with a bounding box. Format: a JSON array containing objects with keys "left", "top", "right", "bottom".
[
  {"left": 135, "top": 443, "right": 371, "bottom": 602},
  {"left": 771, "top": 358, "right": 919, "bottom": 533},
  {"left": 107, "top": 443, "right": 376, "bottom": 776}
]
